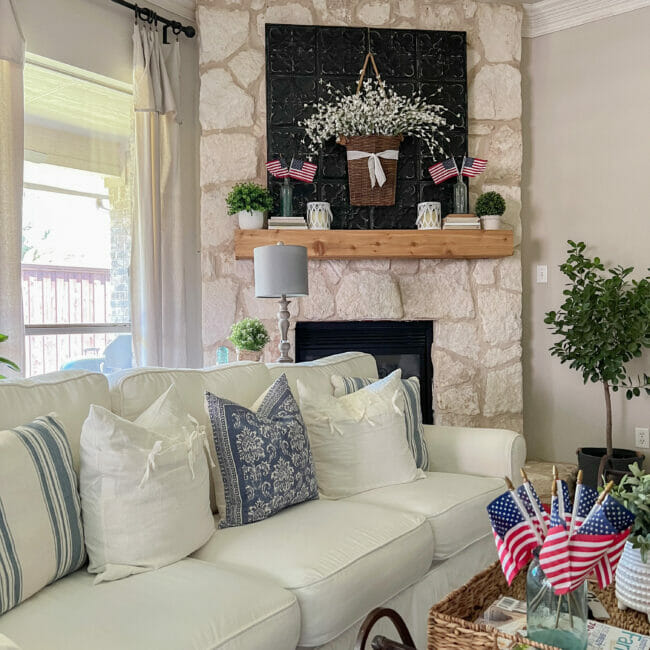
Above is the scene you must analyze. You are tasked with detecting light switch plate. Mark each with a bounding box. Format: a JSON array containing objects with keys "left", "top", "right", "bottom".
[{"left": 536, "top": 265, "right": 548, "bottom": 284}]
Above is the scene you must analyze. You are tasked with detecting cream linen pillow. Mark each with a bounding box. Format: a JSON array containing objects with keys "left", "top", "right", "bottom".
[
  {"left": 80, "top": 385, "right": 215, "bottom": 583},
  {"left": 297, "top": 370, "right": 424, "bottom": 499}
]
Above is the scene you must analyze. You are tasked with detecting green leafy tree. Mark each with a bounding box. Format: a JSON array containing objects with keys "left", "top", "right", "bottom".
[
  {"left": 544, "top": 241, "right": 650, "bottom": 469},
  {"left": 475, "top": 191, "right": 506, "bottom": 217},
  {"left": 611, "top": 463, "right": 650, "bottom": 562},
  {"left": 226, "top": 183, "right": 274, "bottom": 215},
  {"left": 0, "top": 334, "right": 20, "bottom": 379},
  {"left": 228, "top": 318, "right": 270, "bottom": 352}
]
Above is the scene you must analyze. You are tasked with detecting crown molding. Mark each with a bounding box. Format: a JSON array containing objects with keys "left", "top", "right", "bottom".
[{"left": 523, "top": 0, "right": 650, "bottom": 38}]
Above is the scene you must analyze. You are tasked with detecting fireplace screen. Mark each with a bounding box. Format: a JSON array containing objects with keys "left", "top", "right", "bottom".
[{"left": 295, "top": 320, "right": 434, "bottom": 423}]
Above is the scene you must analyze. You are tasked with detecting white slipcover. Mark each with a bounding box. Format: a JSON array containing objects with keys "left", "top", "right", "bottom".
[
  {"left": 346, "top": 472, "right": 505, "bottom": 560},
  {"left": 193, "top": 499, "right": 432, "bottom": 647},
  {"left": 0, "top": 370, "right": 110, "bottom": 471},
  {"left": 0, "top": 559, "right": 300, "bottom": 650}
]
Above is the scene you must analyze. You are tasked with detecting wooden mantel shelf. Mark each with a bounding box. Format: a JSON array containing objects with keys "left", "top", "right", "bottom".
[{"left": 234, "top": 229, "right": 513, "bottom": 260}]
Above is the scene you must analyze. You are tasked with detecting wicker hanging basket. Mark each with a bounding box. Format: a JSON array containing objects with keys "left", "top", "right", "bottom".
[{"left": 337, "top": 52, "right": 402, "bottom": 207}]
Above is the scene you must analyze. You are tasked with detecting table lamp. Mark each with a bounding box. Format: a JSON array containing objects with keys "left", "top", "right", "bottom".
[{"left": 254, "top": 242, "right": 309, "bottom": 363}]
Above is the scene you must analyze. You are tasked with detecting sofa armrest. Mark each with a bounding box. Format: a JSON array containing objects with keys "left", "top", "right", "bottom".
[{"left": 423, "top": 424, "right": 526, "bottom": 483}]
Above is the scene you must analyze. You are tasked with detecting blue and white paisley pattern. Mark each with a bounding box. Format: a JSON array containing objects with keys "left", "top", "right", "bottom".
[
  {"left": 334, "top": 376, "right": 429, "bottom": 470},
  {"left": 0, "top": 415, "right": 86, "bottom": 615},
  {"left": 206, "top": 374, "right": 318, "bottom": 528}
]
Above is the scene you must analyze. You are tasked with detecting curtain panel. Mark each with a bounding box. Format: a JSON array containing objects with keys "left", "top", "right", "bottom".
[
  {"left": 0, "top": 0, "right": 25, "bottom": 376},
  {"left": 131, "top": 24, "right": 188, "bottom": 368}
]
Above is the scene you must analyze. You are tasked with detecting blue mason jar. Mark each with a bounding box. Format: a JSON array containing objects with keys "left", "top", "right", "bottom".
[{"left": 526, "top": 553, "right": 588, "bottom": 650}]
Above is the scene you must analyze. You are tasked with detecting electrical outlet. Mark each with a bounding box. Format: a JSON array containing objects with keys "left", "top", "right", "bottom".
[
  {"left": 635, "top": 427, "right": 650, "bottom": 449},
  {"left": 536, "top": 265, "right": 548, "bottom": 284}
]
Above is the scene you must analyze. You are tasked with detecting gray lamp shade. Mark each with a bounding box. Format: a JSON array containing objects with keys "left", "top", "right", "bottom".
[{"left": 254, "top": 243, "right": 309, "bottom": 298}]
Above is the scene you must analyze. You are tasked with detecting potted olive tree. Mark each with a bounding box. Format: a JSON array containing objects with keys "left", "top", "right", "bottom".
[
  {"left": 228, "top": 318, "right": 270, "bottom": 362},
  {"left": 475, "top": 191, "right": 506, "bottom": 230},
  {"left": 612, "top": 463, "right": 650, "bottom": 621},
  {"left": 544, "top": 241, "right": 650, "bottom": 487},
  {"left": 226, "top": 182, "right": 274, "bottom": 230},
  {"left": 0, "top": 333, "right": 19, "bottom": 379}
]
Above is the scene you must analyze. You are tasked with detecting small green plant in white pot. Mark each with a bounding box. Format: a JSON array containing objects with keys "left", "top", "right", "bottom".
[
  {"left": 612, "top": 463, "right": 650, "bottom": 622},
  {"left": 228, "top": 318, "right": 270, "bottom": 361},
  {"left": 226, "top": 183, "right": 274, "bottom": 230},
  {"left": 475, "top": 191, "right": 506, "bottom": 230}
]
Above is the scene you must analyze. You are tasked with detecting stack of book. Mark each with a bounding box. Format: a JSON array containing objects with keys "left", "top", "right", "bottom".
[
  {"left": 442, "top": 214, "right": 480, "bottom": 230},
  {"left": 267, "top": 217, "right": 308, "bottom": 230}
]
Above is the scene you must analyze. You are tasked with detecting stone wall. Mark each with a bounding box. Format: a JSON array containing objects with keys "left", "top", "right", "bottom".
[{"left": 198, "top": 0, "right": 524, "bottom": 432}]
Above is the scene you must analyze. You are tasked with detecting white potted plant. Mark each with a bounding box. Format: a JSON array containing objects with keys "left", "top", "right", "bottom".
[
  {"left": 612, "top": 463, "right": 650, "bottom": 622},
  {"left": 475, "top": 191, "right": 506, "bottom": 230},
  {"left": 226, "top": 182, "right": 274, "bottom": 230},
  {"left": 227, "top": 318, "right": 270, "bottom": 362}
]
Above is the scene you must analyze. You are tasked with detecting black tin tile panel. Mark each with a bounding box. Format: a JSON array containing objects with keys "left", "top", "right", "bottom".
[{"left": 265, "top": 24, "right": 468, "bottom": 229}]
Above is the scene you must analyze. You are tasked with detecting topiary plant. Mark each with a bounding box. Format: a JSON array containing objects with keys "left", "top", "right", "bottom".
[
  {"left": 0, "top": 333, "right": 20, "bottom": 379},
  {"left": 226, "top": 183, "right": 274, "bottom": 215},
  {"left": 228, "top": 318, "right": 270, "bottom": 352},
  {"left": 475, "top": 191, "right": 506, "bottom": 217},
  {"left": 544, "top": 241, "right": 650, "bottom": 479},
  {"left": 611, "top": 463, "right": 650, "bottom": 562}
]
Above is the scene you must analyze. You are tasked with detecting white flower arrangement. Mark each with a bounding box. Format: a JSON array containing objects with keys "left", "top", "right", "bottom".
[{"left": 300, "top": 78, "right": 454, "bottom": 157}]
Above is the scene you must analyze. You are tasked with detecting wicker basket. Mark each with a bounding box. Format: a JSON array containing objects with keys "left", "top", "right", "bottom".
[
  {"left": 428, "top": 561, "right": 559, "bottom": 650},
  {"left": 338, "top": 134, "right": 403, "bottom": 206}
]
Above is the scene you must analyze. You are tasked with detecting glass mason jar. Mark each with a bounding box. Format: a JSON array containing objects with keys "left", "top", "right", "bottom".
[
  {"left": 526, "top": 553, "right": 588, "bottom": 650},
  {"left": 280, "top": 177, "right": 293, "bottom": 217},
  {"left": 453, "top": 176, "right": 468, "bottom": 214}
]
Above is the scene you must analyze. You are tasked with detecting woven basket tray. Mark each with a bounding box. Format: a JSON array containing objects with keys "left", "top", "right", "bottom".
[
  {"left": 428, "top": 561, "right": 559, "bottom": 650},
  {"left": 338, "top": 134, "right": 402, "bottom": 206}
]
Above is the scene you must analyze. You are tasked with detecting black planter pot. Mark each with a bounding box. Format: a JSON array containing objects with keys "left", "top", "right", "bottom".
[{"left": 577, "top": 447, "right": 645, "bottom": 489}]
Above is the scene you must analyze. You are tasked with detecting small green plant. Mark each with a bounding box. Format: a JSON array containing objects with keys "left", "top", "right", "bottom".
[
  {"left": 475, "top": 191, "right": 506, "bottom": 217},
  {"left": 228, "top": 318, "right": 270, "bottom": 352},
  {"left": 544, "top": 241, "right": 650, "bottom": 463},
  {"left": 0, "top": 333, "right": 20, "bottom": 379},
  {"left": 611, "top": 463, "right": 650, "bottom": 562},
  {"left": 226, "top": 183, "right": 274, "bottom": 215}
]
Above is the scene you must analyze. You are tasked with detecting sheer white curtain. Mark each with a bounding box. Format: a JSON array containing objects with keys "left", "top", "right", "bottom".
[
  {"left": 0, "top": 0, "right": 25, "bottom": 376},
  {"left": 131, "top": 24, "right": 188, "bottom": 367}
]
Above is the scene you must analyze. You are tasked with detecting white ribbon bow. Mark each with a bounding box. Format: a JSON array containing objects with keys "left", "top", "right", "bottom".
[{"left": 346, "top": 149, "right": 399, "bottom": 188}]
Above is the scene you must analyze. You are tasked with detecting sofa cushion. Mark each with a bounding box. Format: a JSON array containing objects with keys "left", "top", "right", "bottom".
[
  {"left": 0, "top": 370, "right": 110, "bottom": 472},
  {"left": 0, "top": 559, "right": 300, "bottom": 650},
  {"left": 0, "top": 416, "right": 86, "bottom": 615},
  {"left": 346, "top": 472, "right": 505, "bottom": 561},
  {"left": 267, "top": 351, "right": 378, "bottom": 399},
  {"left": 192, "top": 499, "right": 432, "bottom": 647}
]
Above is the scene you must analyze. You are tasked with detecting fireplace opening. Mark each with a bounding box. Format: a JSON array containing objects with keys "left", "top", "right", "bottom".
[{"left": 295, "top": 321, "right": 434, "bottom": 423}]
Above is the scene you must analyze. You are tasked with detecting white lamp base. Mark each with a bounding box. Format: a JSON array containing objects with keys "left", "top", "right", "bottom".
[{"left": 277, "top": 295, "right": 293, "bottom": 363}]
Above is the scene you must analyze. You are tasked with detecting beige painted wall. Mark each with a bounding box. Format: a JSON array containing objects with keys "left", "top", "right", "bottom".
[
  {"left": 522, "top": 9, "right": 650, "bottom": 468},
  {"left": 13, "top": 0, "right": 204, "bottom": 367}
]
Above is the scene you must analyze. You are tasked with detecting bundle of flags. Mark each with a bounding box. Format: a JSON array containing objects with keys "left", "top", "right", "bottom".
[
  {"left": 487, "top": 469, "right": 635, "bottom": 594},
  {"left": 266, "top": 157, "right": 317, "bottom": 183},
  {"left": 428, "top": 156, "right": 487, "bottom": 185}
]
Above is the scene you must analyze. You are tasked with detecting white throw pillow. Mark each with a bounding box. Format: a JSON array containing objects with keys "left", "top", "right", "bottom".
[
  {"left": 297, "top": 370, "right": 424, "bottom": 499},
  {"left": 80, "top": 385, "right": 215, "bottom": 583}
]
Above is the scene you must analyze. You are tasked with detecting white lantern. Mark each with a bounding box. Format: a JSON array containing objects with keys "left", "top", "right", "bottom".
[
  {"left": 306, "top": 202, "right": 333, "bottom": 230},
  {"left": 416, "top": 202, "right": 442, "bottom": 230}
]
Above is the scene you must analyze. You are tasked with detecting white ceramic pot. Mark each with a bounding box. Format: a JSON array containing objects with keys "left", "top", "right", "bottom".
[
  {"left": 238, "top": 210, "right": 264, "bottom": 229},
  {"left": 616, "top": 541, "right": 650, "bottom": 623},
  {"left": 480, "top": 215, "right": 501, "bottom": 230}
]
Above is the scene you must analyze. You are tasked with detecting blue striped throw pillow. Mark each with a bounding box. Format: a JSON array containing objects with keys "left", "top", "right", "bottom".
[
  {"left": 0, "top": 415, "right": 85, "bottom": 615},
  {"left": 331, "top": 375, "right": 429, "bottom": 471}
]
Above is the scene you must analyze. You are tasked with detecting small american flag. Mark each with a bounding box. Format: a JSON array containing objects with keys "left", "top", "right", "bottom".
[
  {"left": 428, "top": 158, "right": 458, "bottom": 184},
  {"left": 517, "top": 482, "right": 550, "bottom": 538},
  {"left": 487, "top": 491, "right": 539, "bottom": 584},
  {"left": 571, "top": 482, "right": 599, "bottom": 527},
  {"left": 461, "top": 156, "right": 487, "bottom": 178},
  {"left": 289, "top": 158, "right": 317, "bottom": 182},
  {"left": 539, "top": 492, "right": 572, "bottom": 593},
  {"left": 265, "top": 158, "right": 289, "bottom": 178},
  {"left": 555, "top": 479, "right": 573, "bottom": 524}
]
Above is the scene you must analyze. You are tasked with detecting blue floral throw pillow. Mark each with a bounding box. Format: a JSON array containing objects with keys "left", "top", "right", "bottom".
[{"left": 206, "top": 374, "right": 318, "bottom": 528}]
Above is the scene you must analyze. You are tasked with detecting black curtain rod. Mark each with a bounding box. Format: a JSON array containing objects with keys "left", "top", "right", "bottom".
[{"left": 110, "top": 0, "right": 196, "bottom": 41}]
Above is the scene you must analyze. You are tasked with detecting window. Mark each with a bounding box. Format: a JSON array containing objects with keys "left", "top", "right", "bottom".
[{"left": 22, "top": 56, "right": 133, "bottom": 376}]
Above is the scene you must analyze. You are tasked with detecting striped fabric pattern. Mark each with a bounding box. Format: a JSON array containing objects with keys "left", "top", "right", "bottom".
[
  {"left": 0, "top": 415, "right": 85, "bottom": 615},
  {"left": 332, "top": 376, "right": 429, "bottom": 470}
]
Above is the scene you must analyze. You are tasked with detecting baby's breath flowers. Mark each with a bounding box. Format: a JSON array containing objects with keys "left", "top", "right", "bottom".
[{"left": 300, "top": 78, "right": 455, "bottom": 157}]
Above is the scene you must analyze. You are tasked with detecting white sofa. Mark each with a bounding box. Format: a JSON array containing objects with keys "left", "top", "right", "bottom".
[{"left": 0, "top": 352, "right": 526, "bottom": 650}]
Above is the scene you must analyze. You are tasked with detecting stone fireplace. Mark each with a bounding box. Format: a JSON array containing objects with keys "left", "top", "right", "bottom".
[{"left": 197, "top": 0, "right": 524, "bottom": 434}]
